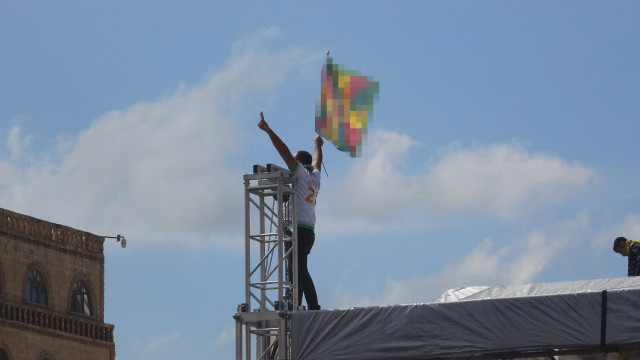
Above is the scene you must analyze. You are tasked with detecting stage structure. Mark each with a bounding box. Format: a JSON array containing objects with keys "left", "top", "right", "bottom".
[
  {"left": 234, "top": 164, "right": 299, "bottom": 360},
  {"left": 233, "top": 169, "right": 640, "bottom": 360}
]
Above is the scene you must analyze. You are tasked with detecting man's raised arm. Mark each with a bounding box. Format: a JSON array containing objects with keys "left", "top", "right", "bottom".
[{"left": 258, "top": 112, "right": 296, "bottom": 169}]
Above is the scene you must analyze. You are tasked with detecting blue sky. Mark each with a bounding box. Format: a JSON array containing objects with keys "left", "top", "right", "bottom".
[{"left": 2, "top": 1, "right": 640, "bottom": 359}]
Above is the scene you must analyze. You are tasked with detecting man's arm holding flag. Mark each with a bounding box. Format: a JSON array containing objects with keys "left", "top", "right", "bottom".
[{"left": 312, "top": 135, "right": 323, "bottom": 171}]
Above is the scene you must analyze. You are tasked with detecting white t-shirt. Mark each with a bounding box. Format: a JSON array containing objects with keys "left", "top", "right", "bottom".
[{"left": 288, "top": 162, "right": 321, "bottom": 230}]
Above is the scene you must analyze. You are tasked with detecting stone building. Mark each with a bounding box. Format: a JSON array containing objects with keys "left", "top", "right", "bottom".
[{"left": 0, "top": 208, "right": 116, "bottom": 359}]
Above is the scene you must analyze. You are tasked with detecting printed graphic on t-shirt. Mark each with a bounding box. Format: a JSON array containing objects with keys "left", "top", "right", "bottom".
[{"left": 305, "top": 186, "right": 318, "bottom": 204}]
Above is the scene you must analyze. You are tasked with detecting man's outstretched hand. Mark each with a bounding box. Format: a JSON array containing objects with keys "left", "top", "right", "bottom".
[
  {"left": 258, "top": 112, "right": 270, "bottom": 133},
  {"left": 314, "top": 134, "right": 324, "bottom": 148},
  {"left": 258, "top": 111, "right": 296, "bottom": 168}
]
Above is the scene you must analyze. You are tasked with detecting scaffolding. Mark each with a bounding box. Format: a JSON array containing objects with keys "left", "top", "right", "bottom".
[
  {"left": 234, "top": 164, "right": 299, "bottom": 360},
  {"left": 231, "top": 168, "right": 640, "bottom": 360}
]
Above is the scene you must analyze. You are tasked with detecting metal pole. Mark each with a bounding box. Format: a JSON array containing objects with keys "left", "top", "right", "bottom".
[
  {"left": 277, "top": 175, "right": 284, "bottom": 310},
  {"left": 244, "top": 176, "right": 253, "bottom": 360},
  {"left": 278, "top": 316, "right": 287, "bottom": 360},
  {"left": 236, "top": 319, "right": 243, "bottom": 360},
  {"left": 245, "top": 325, "right": 251, "bottom": 360},
  {"left": 292, "top": 184, "right": 299, "bottom": 310},
  {"left": 244, "top": 177, "right": 252, "bottom": 310},
  {"left": 260, "top": 192, "right": 267, "bottom": 312}
]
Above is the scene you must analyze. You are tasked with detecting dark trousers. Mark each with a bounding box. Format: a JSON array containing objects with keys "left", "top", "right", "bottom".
[
  {"left": 287, "top": 227, "right": 319, "bottom": 309},
  {"left": 629, "top": 242, "right": 640, "bottom": 276}
]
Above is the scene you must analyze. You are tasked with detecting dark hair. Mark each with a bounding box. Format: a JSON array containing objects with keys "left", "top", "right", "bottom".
[
  {"left": 613, "top": 236, "right": 628, "bottom": 251},
  {"left": 295, "top": 151, "right": 312, "bottom": 166}
]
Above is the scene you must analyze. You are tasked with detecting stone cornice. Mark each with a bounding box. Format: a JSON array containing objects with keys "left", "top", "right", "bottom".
[{"left": 0, "top": 208, "right": 104, "bottom": 257}]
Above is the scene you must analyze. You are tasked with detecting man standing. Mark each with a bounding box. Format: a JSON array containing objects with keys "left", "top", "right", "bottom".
[
  {"left": 613, "top": 236, "right": 640, "bottom": 276},
  {"left": 258, "top": 112, "right": 323, "bottom": 310}
]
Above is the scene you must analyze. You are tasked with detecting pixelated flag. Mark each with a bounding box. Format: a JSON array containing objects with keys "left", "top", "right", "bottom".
[{"left": 315, "top": 56, "right": 379, "bottom": 157}]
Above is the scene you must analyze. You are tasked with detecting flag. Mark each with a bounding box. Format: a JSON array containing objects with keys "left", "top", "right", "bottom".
[{"left": 315, "top": 56, "right": 379, "bottom": 157}]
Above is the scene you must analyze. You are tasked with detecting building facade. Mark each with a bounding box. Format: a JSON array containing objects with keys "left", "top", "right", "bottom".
[{"left": 0, "top": 208, "right": 115, "bottom": 360}]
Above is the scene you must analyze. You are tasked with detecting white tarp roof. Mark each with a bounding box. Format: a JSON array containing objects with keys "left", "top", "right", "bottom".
[
  {"left": 434, "top": 286, "right": 489, "bottom": 303},
  {"left": 463, "top": 277, "right": 640, "bottom": 301},
  {"left": 291, "top": 277, "right": 640, "bottom": 360}
]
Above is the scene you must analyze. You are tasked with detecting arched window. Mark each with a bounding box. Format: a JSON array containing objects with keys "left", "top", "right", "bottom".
[
  {"left": 70, "top": 280, "right": 92, "bottom": 316},
  {"left": 0, "top": 348, "right": 10, "bottom": 360},
  {"left": 25, "top": 269, "right": 48, "bottom": 306}
]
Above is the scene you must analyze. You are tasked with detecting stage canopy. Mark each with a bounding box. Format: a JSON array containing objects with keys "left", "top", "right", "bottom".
[{"left": 291, "top": 277, "right": 640, "bottom": 360}]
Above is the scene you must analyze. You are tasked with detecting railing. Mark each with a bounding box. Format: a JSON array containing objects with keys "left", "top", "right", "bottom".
[
  {"left": 0, "top": 301, "right": 114, "bottom": 343},
  {"left": 0, "top": 208, "right": 104, "bottom": 254}
]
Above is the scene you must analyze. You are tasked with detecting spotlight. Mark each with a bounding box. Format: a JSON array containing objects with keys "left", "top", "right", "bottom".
[
  {"left": 117, "top": 234, "right": 127, "bottom": 248},
  {"left": 104, "top": 234, "right": 127, "bottom": 248}
]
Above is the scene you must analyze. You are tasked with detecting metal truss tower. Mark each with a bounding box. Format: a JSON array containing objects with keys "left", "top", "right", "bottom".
[{"left": 234, "top": 164, "right": 299, "bottom": 360}]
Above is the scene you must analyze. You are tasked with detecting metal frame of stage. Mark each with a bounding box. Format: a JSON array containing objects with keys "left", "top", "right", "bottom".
[{"left": 234, "top": 165, "right": 299, "bottom": 360}]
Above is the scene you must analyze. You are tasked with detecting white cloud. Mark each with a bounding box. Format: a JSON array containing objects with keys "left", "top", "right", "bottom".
[
  {"left": 325, "top": 131, "right": 419, "bottom": 223},
  {"left": 503, "top": 212, "right": 588, "bottom": 284},
  {"left": 324, "top": 131, "right": 595, "bottom": 233},
  {"left": 593, "top": 213, "right": 640, "bottom": 249},
  {"left": 6, "top": 124, "right": 31, "bottom": 159},
  {"left": 332, "top": 212, "right": 589, "bottom": 307},
  {"left": 424, "top": 143, "right": 594, "bottom": 220},
  {"left": 144, "top": 332, "right": 181, "bottom": 353},
  {"left": 619, "top": 214, "right": 640, "bottom": 237},
  {"left": 215, "top": 322, "right": 237, "bottom": 346},
  {"left": 0, "top": 29, "right": 315, "bottom": 246}
]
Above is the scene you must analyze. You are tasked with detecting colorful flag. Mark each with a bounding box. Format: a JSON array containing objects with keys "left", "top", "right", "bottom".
[{"left": 315, "top": 56, "right": 379, "bottom": 157}]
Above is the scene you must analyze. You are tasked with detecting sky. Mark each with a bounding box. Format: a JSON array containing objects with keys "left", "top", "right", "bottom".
[{"left": 2, "top": 1, "right": 640, "bottom": 359}]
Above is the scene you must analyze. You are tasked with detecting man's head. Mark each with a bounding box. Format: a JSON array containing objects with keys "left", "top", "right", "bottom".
[
  {"left": 294, "top": 151, "right": 312, "bottom": 166},
  {"left": 613, "top": 236, "right": 629, "bottom": 256}
]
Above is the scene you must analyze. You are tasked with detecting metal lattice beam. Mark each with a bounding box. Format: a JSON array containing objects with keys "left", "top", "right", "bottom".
[{"left": 235, "top": 166, "right": 298, "bottom": 360}]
